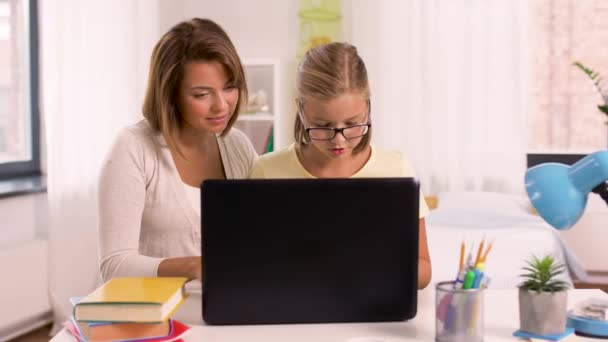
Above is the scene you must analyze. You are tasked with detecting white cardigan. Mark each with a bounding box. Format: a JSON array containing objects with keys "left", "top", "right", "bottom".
[{"left": 98, "top": 120, "right": 257, "bottom": 281}]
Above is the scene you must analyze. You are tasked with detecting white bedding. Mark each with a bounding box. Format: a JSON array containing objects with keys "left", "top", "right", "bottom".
[{"left": 425, "top": 191, "right": 577, "bottom": 289}]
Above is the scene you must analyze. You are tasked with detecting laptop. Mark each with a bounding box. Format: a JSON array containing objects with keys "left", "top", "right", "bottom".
[{"left": 200, "top": 178, "right": 420, "bottom": 325}]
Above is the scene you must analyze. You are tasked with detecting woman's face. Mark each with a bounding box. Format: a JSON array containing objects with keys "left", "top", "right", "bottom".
[
  {"left": 177, "top": 60, "right": 238, "bottom": 134},
  {"left": 300, "top": 93, "right": 370, "bottom": 160}
]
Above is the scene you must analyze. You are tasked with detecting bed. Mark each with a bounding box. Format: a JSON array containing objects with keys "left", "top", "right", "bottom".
[{"left": 425, "top": 191, "right": 579, "bottom": 289}]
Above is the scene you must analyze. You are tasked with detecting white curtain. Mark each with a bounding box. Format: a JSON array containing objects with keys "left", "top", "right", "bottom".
[
  {"left": 351, "top": 0, "right": 529, "bottom": 195},
  {"left": 39, "top": 0, "right": 160, "bottom": 334}
]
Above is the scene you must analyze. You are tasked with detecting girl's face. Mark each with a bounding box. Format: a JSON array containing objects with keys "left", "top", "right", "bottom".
[
  {"left": 299, "top": 93, "right": 370, "bottom": 160},
  {"left": 177, "top": 60, "right": 238, "bottom": 134}
]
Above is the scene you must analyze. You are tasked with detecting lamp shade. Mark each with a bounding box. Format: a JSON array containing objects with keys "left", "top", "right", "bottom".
[{"left": 525, "top": 150, "right": 608, "bottom": 230}]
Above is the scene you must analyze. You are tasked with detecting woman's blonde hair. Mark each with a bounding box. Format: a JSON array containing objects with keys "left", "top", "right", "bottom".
[
  {"left": 142, "top": 18, "right": 247, "bottom": 154},
  {"left": 294, "top": 42, "right": 371, "bottom": 154}
]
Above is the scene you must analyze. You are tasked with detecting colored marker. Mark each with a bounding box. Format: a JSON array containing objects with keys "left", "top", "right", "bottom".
[{"left": 463, "top": 269, "right": 476, "bottom": 289}]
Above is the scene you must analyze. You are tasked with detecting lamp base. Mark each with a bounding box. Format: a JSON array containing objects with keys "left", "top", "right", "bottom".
[{"left": 568, "top": 311, "right": 608, "bottom": 338}]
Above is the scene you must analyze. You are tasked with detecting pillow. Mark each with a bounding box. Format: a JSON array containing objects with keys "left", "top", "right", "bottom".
[
  {"left": 437, "top": 191, "right": 531, "bottom": 214},
  {"left": 428, "top": 191, "right": 539, "bottom": 229}
]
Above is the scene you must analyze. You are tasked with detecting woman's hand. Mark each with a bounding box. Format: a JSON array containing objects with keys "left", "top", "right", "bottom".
[{"left": 158, "top": 256, "right": 202, "bottom": 282}]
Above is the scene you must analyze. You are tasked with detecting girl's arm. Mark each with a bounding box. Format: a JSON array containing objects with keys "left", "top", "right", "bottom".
[{"left": 418, "top": 217, "right": 432, "bottom": 289}]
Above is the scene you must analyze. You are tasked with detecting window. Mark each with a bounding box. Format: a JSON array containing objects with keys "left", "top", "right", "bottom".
[
  {"left": 0, "top": 0, "right": 39, "bottom": 180},
  {"left": 528, "top": 1, "right": 608, "bottom": 153}
]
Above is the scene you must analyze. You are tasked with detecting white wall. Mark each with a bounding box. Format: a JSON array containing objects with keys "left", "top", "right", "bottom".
[
  {"left": 159, "top": 2, "right": 608, "bottom": 277},
  {"left": 159, "top": 0, "right": 301, "bottom": 149}
]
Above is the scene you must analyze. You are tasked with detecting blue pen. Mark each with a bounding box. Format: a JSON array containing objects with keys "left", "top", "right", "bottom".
[
  {"left": 472, "top": 269, "right": 484, "bottom": 288},
  {"left": 454, "top": 268, "right": 467, "bottom": 289},
  {"left": 472, "top": 263, "right": 485, "bottom": 288}
]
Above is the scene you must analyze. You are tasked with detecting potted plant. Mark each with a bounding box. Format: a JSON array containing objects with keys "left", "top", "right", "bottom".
[{"left": 518, "top": 255, "right": 570, "bottom": 335}]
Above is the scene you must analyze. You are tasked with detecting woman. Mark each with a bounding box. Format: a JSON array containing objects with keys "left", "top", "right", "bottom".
[{"left": 98, "top": 18, "right": 257, "bottom": 284}]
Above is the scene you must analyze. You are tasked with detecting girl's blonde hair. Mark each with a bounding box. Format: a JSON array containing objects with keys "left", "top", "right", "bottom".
[
  {"left": 294, "top": 42, "right": 371, "bottom": 154},
  {"left": 142, "top": 18, "right": 247, "bottom": 156}
]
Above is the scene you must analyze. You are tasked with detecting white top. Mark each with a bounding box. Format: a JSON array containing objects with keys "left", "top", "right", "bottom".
[
  {"left": 249, "top": 143, "right": 429, "bottom": 218},
  {"left": 98, "top": 120, "right": 257, "bottom": 281},
  {"left": 183, "top": 183, "right": 201, "bottom": 214},
  {"left": 51, "top": 288, "right": 607, "bottom": 341}
]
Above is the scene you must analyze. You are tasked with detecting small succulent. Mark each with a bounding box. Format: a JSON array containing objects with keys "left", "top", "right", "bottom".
[
  {"left": 519, "top": 255, "right": 570, "bottom": 293},
  {"left": 573, "top": 61, "right": 608, "bottom": 120}
]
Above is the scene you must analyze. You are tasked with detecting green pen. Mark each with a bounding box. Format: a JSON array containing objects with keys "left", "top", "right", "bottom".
[{"left": 463, "top": 269, "right": 476, "bottom": 289}]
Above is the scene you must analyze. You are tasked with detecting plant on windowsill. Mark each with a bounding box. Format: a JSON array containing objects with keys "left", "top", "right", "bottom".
[
  {"left": 573, "top": 61, "right": 608, "bottom": 124},
  {"left": 518, "top": 255, "right": 570, "bottom": 336}
]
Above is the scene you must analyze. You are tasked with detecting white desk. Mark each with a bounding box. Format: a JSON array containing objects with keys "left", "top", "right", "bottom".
[{"left": 51, "top": 288, "right": 607, "bottom": 341}]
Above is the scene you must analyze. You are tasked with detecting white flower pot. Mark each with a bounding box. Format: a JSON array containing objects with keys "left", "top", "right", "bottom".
[{"left": 518, "top": 288, "right": 568, "bottom": 336}]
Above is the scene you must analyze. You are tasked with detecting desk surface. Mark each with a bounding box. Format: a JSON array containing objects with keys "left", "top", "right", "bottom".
[{"left": 51, "top": 288, "right": 607, "bottom": 342}]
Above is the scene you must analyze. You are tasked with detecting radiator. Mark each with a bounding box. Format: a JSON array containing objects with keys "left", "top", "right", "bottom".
[{"left": 0, "top": 239, "right": 51, "bottom": 341}]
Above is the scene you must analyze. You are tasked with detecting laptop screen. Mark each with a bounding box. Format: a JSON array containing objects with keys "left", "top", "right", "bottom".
[{"left": 201, "top": 178, "right": 420, "bottom": 325}]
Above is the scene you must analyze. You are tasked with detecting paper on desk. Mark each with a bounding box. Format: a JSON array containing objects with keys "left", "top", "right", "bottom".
[{"left": 572, "top": 298, "right": 608, "bottom": 321}]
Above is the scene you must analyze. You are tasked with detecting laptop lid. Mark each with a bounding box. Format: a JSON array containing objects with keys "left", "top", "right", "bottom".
[{"left": 201, "top": 178, "right": 420, "bottom": 325}]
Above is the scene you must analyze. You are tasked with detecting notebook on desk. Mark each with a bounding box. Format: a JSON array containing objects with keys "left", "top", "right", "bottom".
[{"left": 200, "top": 178, "right": 420, "bottom": 325}]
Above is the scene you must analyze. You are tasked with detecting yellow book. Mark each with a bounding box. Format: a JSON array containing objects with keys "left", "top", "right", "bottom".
[{"left": 74, "top": 277, "right": 188, "bottom": 323}]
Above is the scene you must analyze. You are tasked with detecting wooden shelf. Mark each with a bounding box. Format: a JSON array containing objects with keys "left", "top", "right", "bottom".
[
  {"left": 240, "top": 59, "right": 280, "bottom": 153},
  {"left": 573, "top": 281, "right": 608, "bottom": 293}
]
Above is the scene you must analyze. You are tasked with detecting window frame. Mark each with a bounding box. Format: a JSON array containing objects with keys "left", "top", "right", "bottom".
[{"left": 0, "top": 0, "right": 40, "bottom": 180}]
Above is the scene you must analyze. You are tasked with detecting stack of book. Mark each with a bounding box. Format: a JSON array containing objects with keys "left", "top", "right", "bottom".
[{"left": 64, "top": 277, "right": 190, "bottom": 342}]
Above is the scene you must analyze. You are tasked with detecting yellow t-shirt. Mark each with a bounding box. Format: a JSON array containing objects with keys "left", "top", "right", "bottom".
[{"left": 249, "top": 143, "right": 429, "bottom": 218}]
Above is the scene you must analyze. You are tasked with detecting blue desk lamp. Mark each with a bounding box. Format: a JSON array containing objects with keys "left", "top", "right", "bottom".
[{"left": 525, "top": 150, "right": 608, "bottom": 230}]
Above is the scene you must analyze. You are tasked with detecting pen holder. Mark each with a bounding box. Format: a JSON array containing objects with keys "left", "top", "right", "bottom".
[{"left": 435, "top": 281, "right": 484, "bottom": 342}]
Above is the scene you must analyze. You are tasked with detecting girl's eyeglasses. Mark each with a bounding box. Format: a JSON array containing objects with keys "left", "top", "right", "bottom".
[
  {"left": 305, "top": 123, "right": 371, "bottom": 140},
  {"left": 298, "top": 99, "right": 371, "bottom": 141}
]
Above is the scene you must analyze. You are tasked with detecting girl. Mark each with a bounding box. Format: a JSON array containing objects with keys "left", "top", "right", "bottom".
[{"left": 249, "top": 42, "right": 431, "bottom": 289}]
